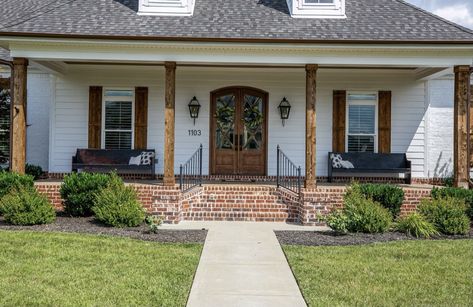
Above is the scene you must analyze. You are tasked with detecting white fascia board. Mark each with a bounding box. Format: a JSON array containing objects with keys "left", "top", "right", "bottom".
[{"left": 3, "top": 37, "right": 473, "bottom": 67}]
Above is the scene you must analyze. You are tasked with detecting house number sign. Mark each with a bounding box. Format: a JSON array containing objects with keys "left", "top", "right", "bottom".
[{"left": 188, "top": 129, "right": 202, "bottom": 136}]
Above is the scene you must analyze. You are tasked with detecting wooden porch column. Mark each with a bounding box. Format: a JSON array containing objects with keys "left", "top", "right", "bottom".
[
  {"left": 305, "top": 64, "right": 318, "bottom": 189},
  {"left": 453, "top": 65, "right": 470, "bottom": 188},
  {"left": 11, "top": 58, "right": 28, "bottom": 174},
  {"left": 163, "top": 62, "right": 176, "bottom": 186}
]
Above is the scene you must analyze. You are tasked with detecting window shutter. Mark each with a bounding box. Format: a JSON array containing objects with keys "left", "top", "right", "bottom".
[
  {"left": 88, "top": 86, "right": 103, "bottom": 149},
  {"left": 378, "top": 91, "right": 392, "bottom": 153},
  {"left": 134, "top": 87, "right": 148, "bottom": 149},
  {"left": 332, "top": 90, "right": 346, "bottom": 152}
]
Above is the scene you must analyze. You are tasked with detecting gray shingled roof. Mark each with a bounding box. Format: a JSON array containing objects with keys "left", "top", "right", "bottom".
[{"left": 0, "top": 0, "right": 473, "bottom": 42}]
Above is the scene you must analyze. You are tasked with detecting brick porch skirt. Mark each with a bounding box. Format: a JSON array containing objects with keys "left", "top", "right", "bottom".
[{"left": 35, "top": 182, "right": 432, "bottom": 226}]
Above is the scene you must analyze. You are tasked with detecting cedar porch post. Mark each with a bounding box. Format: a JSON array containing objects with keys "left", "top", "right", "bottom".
[
  {"left": 305, "top": 64, "right": 318, "bottom": 189},
  {"left": 453, "top": 65, "right": 470, "bottom": 188},
  {"left": 11, "top": 58, "right": 28, "bottom": 174},
  {"left": 163, "top": 62, "right": 176, "bottom": 186}
]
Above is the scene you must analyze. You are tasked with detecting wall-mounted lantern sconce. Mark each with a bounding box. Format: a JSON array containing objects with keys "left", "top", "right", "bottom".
[
  {"left": 278, "top": 97, "right": 291, "bottom": 126},
  {"left": 188, "top": 96, "right": 201, "bottom": 125}
]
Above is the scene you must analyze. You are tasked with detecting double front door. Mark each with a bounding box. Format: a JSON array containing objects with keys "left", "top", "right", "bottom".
[{"left": 210, "top": 87, "right": 268, "bottom": 176}]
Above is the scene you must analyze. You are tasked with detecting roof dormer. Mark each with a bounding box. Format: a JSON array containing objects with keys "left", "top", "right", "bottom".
[
  {"left": 138, "top": 0, "right": 195, "bottom": 16},
  {"left": 287, "top": 0, "right": 346, "bottom": 19}
]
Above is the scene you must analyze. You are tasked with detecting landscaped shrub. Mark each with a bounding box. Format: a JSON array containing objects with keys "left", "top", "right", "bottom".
[
  {"left": 92, "top": 174, "right": 145, "bottom": 227},
  {"left": 0, "top": 171, "right": 34, "bottom": 200},
  {"left": 432, "top": 187, "right": 473, "bottom": 221},
  {"left": 325, "top": 210, "right": 349, "bottom": 234},
  {"left": 25, "top": 164, "right": 43, "bottom": 180},
  {"left": 343, "top": 183, "right": 392, "bottom": 233},
  {"left": 395, "top": 213, "right": 438, "bottom": 238},
  {"left": 60, "top": 172, "right": 112, "bottom": 217},
  {"left": 1, "top": 186, "right": 55, "bottom": 225},
  {"left": 359, "top": 183, "right": 404, "bottom": 217},
  {"left": 145, "top": 215, "right": 163, "bottom": 233},
  {"left": 419, "top": 197, "right": 470, "bottom": 235}
]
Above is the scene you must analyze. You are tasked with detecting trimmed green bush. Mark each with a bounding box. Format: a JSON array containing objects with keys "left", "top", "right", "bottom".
[
  {"left": 92, "top": 174, "right": 145, "bottom": 228},
  {"left": 359, "top": 183, "right": 404, "bottom": 217},
  {"left": 326, "top": 210, "right": 349, "bottom": 234},
  {"left": 25, "top": 164, "right": 43, "bottom": 180},
  {"left": 60, "top": 172, "right": 112, "bottom": 217},
  {"left": 395, "top": 213, "right": 438, "bottom": 238},
  {"left": 145, "top": 215, "right": 163, "bottom": 233},
  {"left": 0, "top": 171, "right": 34, "bottom": 200},
  {"left": 431, "top": 187, "right": 473, "bottom": 220},
  {"left": 343, "top": 183, "right": 392, "bottom": 233},
  {"left": 419, "top": 197, "right": 470, "bottom": 235},
  {"left": 1, "top": 186, "right": 55, "bottom": 225}
]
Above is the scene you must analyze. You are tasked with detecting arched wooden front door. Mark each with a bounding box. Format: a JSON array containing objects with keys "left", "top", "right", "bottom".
[{"left": 210, "top": 87, "right": 268, "bottom": 176}]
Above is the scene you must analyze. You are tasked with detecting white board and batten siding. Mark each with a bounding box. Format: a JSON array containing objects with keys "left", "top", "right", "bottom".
[
  {"left": 425, "top": 77, "right": 455, "bottom": 179},
  {"left": 49, "top": 65, "right": 427, "bottom": 178}
]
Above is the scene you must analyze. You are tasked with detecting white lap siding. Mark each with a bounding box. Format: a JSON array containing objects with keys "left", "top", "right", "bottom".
[{"left": 50, "top": 66, "right": 426, "bottom": 178}]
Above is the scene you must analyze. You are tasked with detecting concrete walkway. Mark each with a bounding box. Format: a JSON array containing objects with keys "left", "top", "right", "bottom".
[{"left": 163, "top": 222, "right": 323, "bottom": 307}]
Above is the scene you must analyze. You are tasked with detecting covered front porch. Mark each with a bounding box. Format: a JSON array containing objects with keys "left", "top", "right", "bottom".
[{"left": 1, "top": 38, "right": 472, "bottom": 223}]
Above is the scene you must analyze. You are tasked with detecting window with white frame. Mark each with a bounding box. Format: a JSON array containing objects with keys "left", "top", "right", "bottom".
[
  {"left": 304, "top": 0, "right": 335, "bottom": 4},
  {"left": 346, "top": 93, "right": 377, "bottom": 153},
  {"left": 287, "top": 0, "right": 345, "bottom": 18},
  {"left": 102, "top": 89, "right": 134, "bottom": 150}
]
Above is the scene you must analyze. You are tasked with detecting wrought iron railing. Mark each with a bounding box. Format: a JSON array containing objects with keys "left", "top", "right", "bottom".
[
  {"left": 179, "top": 144, "right": 203, "bottom": 192},
  {"left": 276, "top": 145, "right": 302, "bottom": 198}
]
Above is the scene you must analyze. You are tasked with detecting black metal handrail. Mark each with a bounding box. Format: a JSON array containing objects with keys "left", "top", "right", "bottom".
[
  {"left": 179, "top": 144, "right": 203, "bottom": 192},
  {"left": 276, "top": 145, "right": 302, "bottom": 198}
]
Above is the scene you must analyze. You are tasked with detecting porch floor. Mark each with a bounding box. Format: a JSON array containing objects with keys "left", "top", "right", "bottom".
[{"left": 36, "top": 178, "right": 435, "bottom": 190}]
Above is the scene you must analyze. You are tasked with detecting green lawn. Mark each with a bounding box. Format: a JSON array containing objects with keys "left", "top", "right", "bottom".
[
  {"left": 284, "top": 240, "right": 473, "bottom": 307},
  {"left": 0, "top": 231, "right": 202, "bottom": 307}
]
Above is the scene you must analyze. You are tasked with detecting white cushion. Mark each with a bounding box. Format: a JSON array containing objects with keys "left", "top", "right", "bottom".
[{"left": 129, "top": 155, "right": 141, "bottom": 166}]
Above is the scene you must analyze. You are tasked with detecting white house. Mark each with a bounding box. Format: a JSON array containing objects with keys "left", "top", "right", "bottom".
[{"left": 1, "top": 0, "right": 473, "bottom": 189}]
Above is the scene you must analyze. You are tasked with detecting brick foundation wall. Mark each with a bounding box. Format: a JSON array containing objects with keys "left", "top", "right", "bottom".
[
  {"left": 34, "top": 181, "right": 433, "bottom": 225},
  {"left": 299, "top": 186, "right": 433, "bottom": 226},
  {"left": 34, "top": 182, "right": 183, "bottom": 224}
]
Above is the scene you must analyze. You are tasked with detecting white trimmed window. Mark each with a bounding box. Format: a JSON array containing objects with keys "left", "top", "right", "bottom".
[
  {"left": 287, "top": 0, "right": 345, "bottom": 18},
  {"left": 346, "top": 93, "right": 378, "bottom": 153},
  {"left": 102, "top": 89, "right": 135, "bottom": 150},
  {"left": 138, "top": 0, "right": 195, "bottom": 16}
]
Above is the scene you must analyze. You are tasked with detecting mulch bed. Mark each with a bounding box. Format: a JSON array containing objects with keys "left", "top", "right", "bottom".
[
  {"left": 0, "top": 214, "right": 207, "bottom": 244},
  {"left": 275, "top": 227, "right": 473, "bottom": 247}
]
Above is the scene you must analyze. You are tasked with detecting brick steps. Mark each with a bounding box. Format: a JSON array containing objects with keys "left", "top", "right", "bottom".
[{"left": 182, "top": 185, "right": 299, "bottom": 222}]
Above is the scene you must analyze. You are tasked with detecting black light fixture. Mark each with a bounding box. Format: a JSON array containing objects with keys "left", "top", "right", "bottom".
[
  {"left": 188, "top": 96, "right": 201, "bottom": 125},
  {"left": 278, "top": 97, "right": 291, "bottom": 126}
]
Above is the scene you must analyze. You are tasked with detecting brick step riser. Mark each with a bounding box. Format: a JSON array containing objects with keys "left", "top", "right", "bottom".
[{"left": 183, "top": 188, "right": 299, "bottom": 222}]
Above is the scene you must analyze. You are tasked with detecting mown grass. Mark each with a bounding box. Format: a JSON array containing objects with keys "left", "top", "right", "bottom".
[
  {"left": 0, "top": 231, "right": 202, "bottom": 307},
  {"left": 284, "top": 240, "right": 473, "bottom": 307}
]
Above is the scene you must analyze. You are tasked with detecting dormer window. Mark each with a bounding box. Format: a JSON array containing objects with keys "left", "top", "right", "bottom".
[
  {"left": 138, "top": 0, "right": 195, "bottom": 16},
  {"left": 287, "top": 0, "right": 346, "bottom": 18}
]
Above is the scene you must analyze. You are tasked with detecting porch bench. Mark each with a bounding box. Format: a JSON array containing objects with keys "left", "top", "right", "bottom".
[
  {"left": 72, "top": 149, "right": 156, "bottom": 178},
  {"left": 328, "top": 152, "right": 411, "bottom": 184}
]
